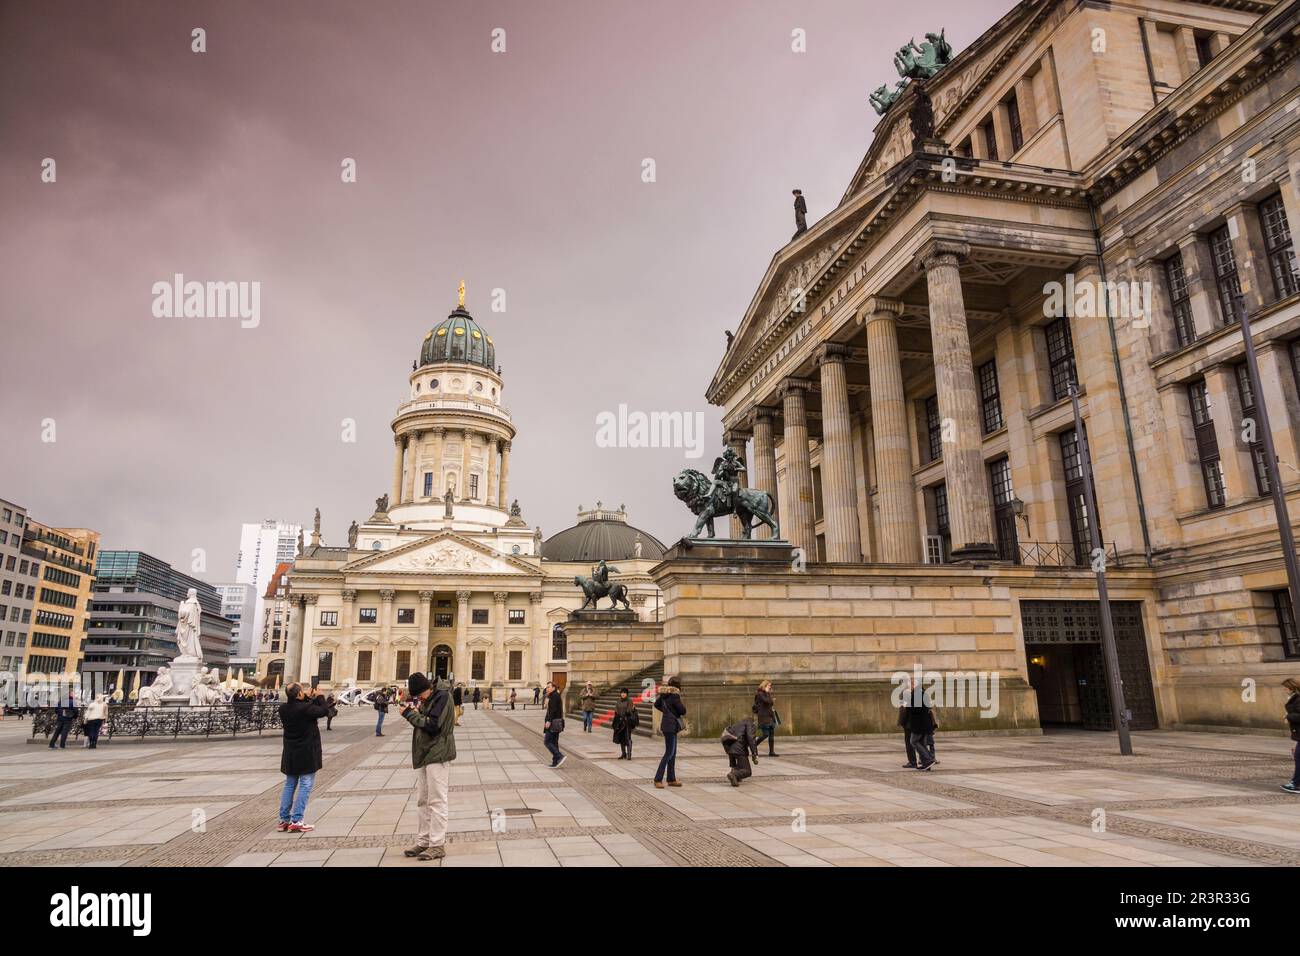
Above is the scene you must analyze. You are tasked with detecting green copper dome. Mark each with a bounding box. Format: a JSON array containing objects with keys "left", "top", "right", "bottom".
[{"left": 419, "top": 307, "right": 496, "bottom": 369}]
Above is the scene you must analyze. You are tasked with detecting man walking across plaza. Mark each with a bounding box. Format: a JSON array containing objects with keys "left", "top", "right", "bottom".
[
  {"left": 278, "top": 682, "right": 329, "bottom": 832},
  {"left": 902, "top": 680, "right": 937, "bottom": 771},
  {"left": 453, "top": 682, "right": 464, "bottom": 725},
  {"left": 542, "top": 681, "right": 566, "bottom": 768},
  {"left": 400, "top": 673, "right": 456, "bottom": 861},
  {"left": 48, "top": 693, "right": 77, "bottom": 750}
]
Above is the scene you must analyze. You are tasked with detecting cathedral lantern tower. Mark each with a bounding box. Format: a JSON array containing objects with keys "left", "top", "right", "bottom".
[{"left": 387, "top": 283, "right": 516, "bottom": 528}]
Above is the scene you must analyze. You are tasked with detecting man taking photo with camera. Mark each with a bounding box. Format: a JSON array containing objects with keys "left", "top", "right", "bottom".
[{"left": 399, "top": 672, "right": 456, "bottom": 861}]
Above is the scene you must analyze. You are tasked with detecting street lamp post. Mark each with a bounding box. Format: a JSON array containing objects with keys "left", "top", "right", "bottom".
[
  {"left": 1232, "top": 293, "right": 1300, "bottom": 638},
  {"left": 1067, "top": 381, "right": 1133, "bottom": 756}
]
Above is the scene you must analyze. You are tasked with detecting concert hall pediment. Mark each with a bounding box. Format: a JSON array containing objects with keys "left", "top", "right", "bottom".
[{"left": 343, "top": 532, "right": 537, "bottom": 576}]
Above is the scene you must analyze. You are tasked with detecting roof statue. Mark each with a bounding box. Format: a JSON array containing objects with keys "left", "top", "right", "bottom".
[
  {"left": 870, "top": 28, "right": 955, "bottom": 116},
  {"left": 347, "top": 520, "right": 359, "bottom": 548},
  {"left": 375, "top": 493, "right": 389, "bottom": 514},
  {"left": 457, "top": 279, "right": 466, "bottom": 309}
]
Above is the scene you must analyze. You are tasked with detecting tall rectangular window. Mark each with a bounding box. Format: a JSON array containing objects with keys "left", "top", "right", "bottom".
[
  {"left": 472, "top": 651, "right": 486, "bottom": 681},
  {"left": 1045, "top": 317, "right": 1076, "bottom": 401},
  {"left": 981, "top": 119, "right": 998, "bottom": 161},
  {"left": 423, "top": 472, "right": 433, "bottom": 497},
  {"left": 1235, "top": 365, "right": 1270, "bottom": 495},
  {"left": 1059, "top": 428, "right": 1098, "bottom": 565},
  {"left": 978, "top": 360, "right": 1003, "bottom": 433},
  {"left": 1260, "top": 194, "right": 1300, "bottom": 300},
  {"left": 509, "top": 650, "right": 523, "bottom": 681},
  {"left": 317, "top": 651, "right": 334, "bottom": 681},
  {"left": 1164, "top": 253, "right": 1195, "bottom": 347},
  {"left": 1272, "top": 590, "right": 1300, "bottom": 659},
  {"left": 1006, "top": 94, "right": 1023, "bottom": 153},
  {"left": 395, "top": 650, "right": 411, "bottom": 680},
  {"left": 1210, "top": 225, "right": 1242, "bottom": 325},
  {"left": 356, "top": 650, "right": 372, "bottom": 682},
  {"left": 1189, "top": 380, "right": 1226, "bottom": 509},
  {"left": 930, "top": 482, "right": 951, "bottom": 561},
  {"left": 469, "top": 473, "right": 479, "bottom": 499},
  {"left": 925, "top": 395, "right": 942, "bottom": 462}
]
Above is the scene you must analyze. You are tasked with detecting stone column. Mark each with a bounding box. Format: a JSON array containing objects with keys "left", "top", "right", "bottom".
[
  {"left": 498, "top": 442, "right": 512, "bottom": 508},
  {"left": 297, "top": 594, "right": 318, "bottom": 683},
  {"left": 340, "top": 588, "right": 356, "bottom": 682},
  {"left": 459, "top": 431, "right": 473, "bottom": 499},
  {"left": 814, "top": 344, "right": 862, "bottom": 562},
  {"left": 455, "top": 590, "right": 471, "bottom": 683},
  {"left": 1225, "top": 201, "right": 1269, "bottom": 314},
  {"left": 403, "top": 435, "right": 417, "bottom": 503},
  {"left": 378, "top": 589, "right": 395, "bottom": 681},
  {"left": 430, "top": 428, "right": 444, "bottom": 499},
  {"left": 493, "top": 591, "right": 508, "bottom": 683},
  {"left": 417, "top": 590, "right": 435, "bottom": 676},
  {"left": 391, "top": 437, "right": 404, "bottom": 506},
  {"left": 1256, "top": 343, "right": 1300, "bottom": 471},
  {"left": 749, "top": 408, "right": 779, "bottom": 539},
  {"left": 779, "top": 378, "right": 817, "bottom": 557},
  {"left": 486, "top": 438, "right": 499, "bottom": 507},
  {"left": 920, "top": 242, "right": 996, "bottom": 560},
  {"left": 529, "top": 591, "right": 545, "bottom": 686},
  {"left": 861, "top": 297, "right": 921, "bottom": 562},
  {"left": 284, "top": 595, "right": 306, "bottom": 683},
  {"left": 1176, "top": 234, "right": 1220, "bottom": 336},
  {"left": 724, "top": 427, "right": 751, "bottom": 538}
]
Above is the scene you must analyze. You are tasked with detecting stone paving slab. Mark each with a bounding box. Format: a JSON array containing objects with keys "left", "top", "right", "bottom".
[
  {"left": 1115, "top": 802, "right": 1300, "bottom": 849},
  {"left": 0, "top": 772, "right": 282, "bottom": 806},
  {"left": 0, "top": 802, "right": 239, "bottom": 852},
  {"left": 640, "top": 776, "right": 974, "bottom": 821},
  {"left": 934, "top": 769, "right": 1260, "bottom": 806},
  {"left": 818, "top": 752, "right": 1057, "bottom": 772}
]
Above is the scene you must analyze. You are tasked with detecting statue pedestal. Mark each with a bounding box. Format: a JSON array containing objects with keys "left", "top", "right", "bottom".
[
  {"left": 568, "top": 608, "right": 637, "bottom": 624},
  {"left": 159, "top": 656, "right": 204, "bottom": 706}
]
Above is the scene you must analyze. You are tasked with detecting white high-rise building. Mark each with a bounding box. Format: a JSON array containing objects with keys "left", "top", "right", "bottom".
[
  {"left": 234, "top": 520, "right": 301, "bottom": 667},
  {"left": 215, "top": 582, "right": 258, "bottom": 660}
]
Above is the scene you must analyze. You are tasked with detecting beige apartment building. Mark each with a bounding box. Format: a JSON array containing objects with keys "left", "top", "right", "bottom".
[
  {"left": 706, "top": 0, "right": 1300, "bottom": 731},
  {"left": 20, "top": 521, "right": 100, "bottom": 675}
]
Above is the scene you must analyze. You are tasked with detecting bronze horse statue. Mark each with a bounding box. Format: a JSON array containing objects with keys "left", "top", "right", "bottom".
[
  {"left": 575, "top": 566, "right": 631, "bottom": 611},
  {"left": 672, "top": 468, "right": 780, "bottom": 539}
]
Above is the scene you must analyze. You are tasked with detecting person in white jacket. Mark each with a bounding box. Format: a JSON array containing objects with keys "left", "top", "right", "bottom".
[{"left": 83, "top": 694, "right": 109, "bottom": 749}]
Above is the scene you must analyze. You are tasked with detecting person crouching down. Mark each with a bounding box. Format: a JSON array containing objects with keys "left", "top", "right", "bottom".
[
  {"left": 400, "top": 672, "right": 457, "bottom": 861},
  {"left": 721, "top": 716, "right": 760, "bottom": 787}
]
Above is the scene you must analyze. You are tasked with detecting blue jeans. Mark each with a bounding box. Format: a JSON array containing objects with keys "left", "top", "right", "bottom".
[
  {"left": 583, "top": 710, "right": 594, "bottom": 732},
  {"left": 280, "top": 772, "right": 316, "bottom": 823},
  {"left": 655, "top": 731, "right": 678, "bottom": 783},
  {"left": 375, "top": 711, "right": 385, "bottom": 734},
  {"left": 543, "top": 730, "right": 563, "bottom": 765}
]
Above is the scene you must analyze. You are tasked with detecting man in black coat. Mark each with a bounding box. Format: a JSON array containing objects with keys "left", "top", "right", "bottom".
[
  {"left": 542, "top": 681, "right": 566, "bottom": 768},
  {"left": 902, "top": 682, "right": 937, "bottom": 771},
  {"left": 721, "top": 717, "right": 759, "bottom": 787},
  {"left": 278, "top": 682, "right": 329, "bottom": 832}
]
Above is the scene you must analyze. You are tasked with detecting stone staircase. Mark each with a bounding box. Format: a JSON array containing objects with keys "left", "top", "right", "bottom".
[{"left": 567, "top": 660, "right": 664, "bottom": 737}]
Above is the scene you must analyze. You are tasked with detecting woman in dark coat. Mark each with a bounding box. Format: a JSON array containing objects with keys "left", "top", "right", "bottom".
[
  {"left": 472, "top": 687, "right": 481, "bottom": 710},
  {"left": 1284, "top": 677, "right": 1300, "bottom": 794},
  {"left": 611, "top": 688, "right": 637, "bottom": 760},
  {"left": 653, "top": 676, "right": 686, "bottom": 788},
  {"left": 278, "top": 683, "right": 329, "bottom": 831},
  {"left": 752, "top": 680, "right": 779, "bottom": 757}
]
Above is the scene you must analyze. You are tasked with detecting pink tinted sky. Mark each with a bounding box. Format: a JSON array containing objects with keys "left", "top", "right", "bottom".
[{"left": 0, "top": 0, "right": 1006, "bottom": 577}]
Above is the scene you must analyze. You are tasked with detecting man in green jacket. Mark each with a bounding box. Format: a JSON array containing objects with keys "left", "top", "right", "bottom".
[{"left": 399, "top": 673, "right": 456, "bottom": 861}]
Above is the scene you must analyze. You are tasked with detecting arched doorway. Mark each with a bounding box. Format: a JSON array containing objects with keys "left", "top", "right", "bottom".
[
  {"left": 432, "top": 644, "right": 453, "bottom": 680},
  {"left": 267, "top": 659, "right": 285, "bottom": 683}
]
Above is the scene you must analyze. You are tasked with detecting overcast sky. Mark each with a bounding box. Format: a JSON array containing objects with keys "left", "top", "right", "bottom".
[{"left": 0, "top": 0, "right": 1002, "bottom": 579}]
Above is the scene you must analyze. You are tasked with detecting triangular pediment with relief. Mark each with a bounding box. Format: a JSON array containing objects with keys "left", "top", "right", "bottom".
[{"left": 343, "top": 531, "right": 539, "bottom": 576}]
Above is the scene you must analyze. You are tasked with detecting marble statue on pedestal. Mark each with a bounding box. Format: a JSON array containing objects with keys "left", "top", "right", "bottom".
[
  {"left": 175, "top": 588, "right": 203, "bottom": 659},
  {"left": 188, "top": 667, "right": 223, "bottom": 706}
]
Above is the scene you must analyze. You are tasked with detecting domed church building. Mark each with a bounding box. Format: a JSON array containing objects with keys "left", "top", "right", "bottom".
[{"left": 283, "top": 287, "right": 666, "bottom": 695}]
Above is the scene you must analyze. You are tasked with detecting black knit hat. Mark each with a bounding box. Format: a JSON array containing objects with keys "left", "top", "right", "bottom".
[
  {"left": 408, "top": 672, "right": 432, "bottom": 697},
  {"left": 666, "top": 675, "right": 681, "bottom": 689}
]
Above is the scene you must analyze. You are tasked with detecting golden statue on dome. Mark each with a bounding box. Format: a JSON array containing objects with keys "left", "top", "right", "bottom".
[{"left": 457, "top": 280, "right": 466, "bottom": 308}]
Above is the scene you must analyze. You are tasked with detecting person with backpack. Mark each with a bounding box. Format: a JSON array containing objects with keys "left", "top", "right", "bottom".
[
  {"left": 1283, "top": 677, "right": 1300, "bottom": 794},
  {"left": 611, "top": 688, "right": 639, "bottom": 759},
  {"left": 399, "top": 673, "right": 457, "bottom": 860},
  {"left": 373, "top": 687, "right": 389, "bottom": 736},
  {"left": 721, "top": 715, "right": 760, "bottom": 787}
]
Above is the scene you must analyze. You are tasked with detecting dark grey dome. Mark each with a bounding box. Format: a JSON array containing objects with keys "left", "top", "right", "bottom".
[{"left": 542, "top": 508, "right": 666, "bottom": 562}]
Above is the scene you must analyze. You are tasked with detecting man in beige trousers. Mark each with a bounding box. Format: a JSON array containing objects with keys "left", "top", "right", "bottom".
[{"left": 399, "top": 673, "right": 456, "bottom": 861}]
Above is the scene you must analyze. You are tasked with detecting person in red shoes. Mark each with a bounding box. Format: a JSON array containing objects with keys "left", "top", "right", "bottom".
[{"left": 277, "top": 682, "right": 329, "bottom": 832}]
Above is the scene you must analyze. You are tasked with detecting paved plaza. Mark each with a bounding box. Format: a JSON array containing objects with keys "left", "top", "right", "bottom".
[{"left": 0, "top": 705, "right": 1296, "bottom": 868}]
